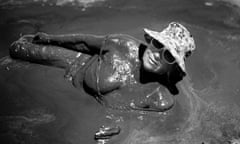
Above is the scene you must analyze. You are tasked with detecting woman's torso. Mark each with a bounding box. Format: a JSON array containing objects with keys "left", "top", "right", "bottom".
[{"left": 83, "top": 34, "right": 142, "bottom": 95}]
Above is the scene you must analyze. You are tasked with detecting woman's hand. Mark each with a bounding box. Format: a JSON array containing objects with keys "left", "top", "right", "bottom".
[{"left": 94, "top": 125, "right": 121, "bottom": 142}]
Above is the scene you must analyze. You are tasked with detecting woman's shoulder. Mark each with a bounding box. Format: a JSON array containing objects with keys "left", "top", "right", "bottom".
[{"left": 105, "top": 34, "right": 146, "bottom": 63}]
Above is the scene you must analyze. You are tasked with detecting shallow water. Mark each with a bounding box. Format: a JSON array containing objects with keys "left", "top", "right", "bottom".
[{"left": 1, "top": 0, "right": 240, "bottom": 144}]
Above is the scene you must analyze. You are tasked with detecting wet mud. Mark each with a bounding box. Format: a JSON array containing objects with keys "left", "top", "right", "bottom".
[{"left": 1, "top": 0, "right": 240, "bottom": 144}]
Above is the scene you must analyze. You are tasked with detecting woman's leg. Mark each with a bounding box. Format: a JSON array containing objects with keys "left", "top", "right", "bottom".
[{"left": 9, "top": 35, "right": 83, "bottom": 69}]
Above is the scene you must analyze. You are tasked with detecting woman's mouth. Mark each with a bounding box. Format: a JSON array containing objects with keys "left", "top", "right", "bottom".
[{"left": 149, "top": 53, "right": 159, "bottom": 66}]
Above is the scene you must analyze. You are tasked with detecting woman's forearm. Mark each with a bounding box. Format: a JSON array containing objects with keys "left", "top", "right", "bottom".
[{"left": 33, "top": 33, "right": 106, "bottom": 53}]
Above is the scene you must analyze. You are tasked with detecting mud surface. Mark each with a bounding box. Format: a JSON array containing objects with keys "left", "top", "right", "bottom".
[{"left": 1, "top": 0, "right": 240, "bottom": 144}]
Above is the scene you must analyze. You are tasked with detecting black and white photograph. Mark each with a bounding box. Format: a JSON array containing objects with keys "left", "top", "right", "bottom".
[{"left": 0, "top": 0, "right": 240, "bottom": 144}]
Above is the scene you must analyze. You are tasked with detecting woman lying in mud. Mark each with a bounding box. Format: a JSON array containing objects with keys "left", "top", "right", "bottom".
[
  {"left": 9, "top": 22, "right": 195, "bottom": 142},
  {"left": 9, "top": 22, "right": 195, "bottom": 113}
]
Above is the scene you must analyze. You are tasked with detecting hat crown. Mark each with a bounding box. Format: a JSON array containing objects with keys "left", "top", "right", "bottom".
[{"left": 160, "top": 22, "right": 195, "bottom": 58}]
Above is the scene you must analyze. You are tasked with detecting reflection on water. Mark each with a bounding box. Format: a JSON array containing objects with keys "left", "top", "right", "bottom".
[{"left": 1, "top": 0, "right": 240, "bottom": 143}]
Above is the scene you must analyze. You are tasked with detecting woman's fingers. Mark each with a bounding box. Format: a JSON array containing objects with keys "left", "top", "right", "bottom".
[{"left": 94, "top": 125, "right": 121, "bottom": 142}]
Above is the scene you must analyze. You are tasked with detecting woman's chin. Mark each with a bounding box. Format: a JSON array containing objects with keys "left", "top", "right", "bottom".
[
  {"left": 143, "top": 64, "right": 155, "bottom": 72},
  {"left": 144, "top": 65, "right": 162, "bottom": 74},
  {"left": 152, "top": 66, "right": 167, "bottom": 75},
  {"left": 143, "top": 60, "right": 165, "bottom": 74}
]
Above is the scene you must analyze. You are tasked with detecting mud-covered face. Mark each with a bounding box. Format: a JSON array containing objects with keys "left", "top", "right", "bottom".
[{"left": 143, "top": 39, "right": 176, "bottom": 74}]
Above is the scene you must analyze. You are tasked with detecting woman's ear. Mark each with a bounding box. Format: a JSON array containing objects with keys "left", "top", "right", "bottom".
[{"left": 144, "top": 34, "right": 152, "bottom": 44}]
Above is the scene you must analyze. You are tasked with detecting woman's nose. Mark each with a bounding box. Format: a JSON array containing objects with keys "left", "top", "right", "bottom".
[{"left": 153, "top": 52, "right": 161, "bottom": 61}]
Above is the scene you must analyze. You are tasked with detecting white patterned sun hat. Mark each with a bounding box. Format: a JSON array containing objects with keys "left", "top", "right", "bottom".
[{"left": 144, "top": 22, "right": 196, "bottom": 72}]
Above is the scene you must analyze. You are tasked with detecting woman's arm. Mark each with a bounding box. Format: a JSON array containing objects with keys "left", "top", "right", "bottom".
[
  {"left": 9, "top": 35, "right": 80, "bottom": 69},
  {"left": 32, "top": 32, "right": 106, "bottom": 54}
]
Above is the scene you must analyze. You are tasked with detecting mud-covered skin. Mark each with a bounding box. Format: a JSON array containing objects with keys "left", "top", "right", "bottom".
[
  {"left": 78, "top": 34, "right": 176, "bottom": 112},
  {"left": 9, "top": 34, "right": 177, "bottom": 143},
  {"left": 9, "top": 34, "right": 176, "bottom": 112},
  {"left": 9, "top": 35, "right": 79, "bottom": 69},
  {"left": 82, "top": 34, "right": 141, "bottom": 95},
  {"left": 9, "top": 34, "right": 175, "bottom": 113},
  {"left": 94, "top": 126, "right": 121, "bottom": 141},
  {"left": 79, "top": 35, "right": 177, "bottom": 143}
]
